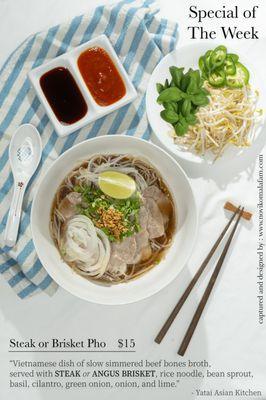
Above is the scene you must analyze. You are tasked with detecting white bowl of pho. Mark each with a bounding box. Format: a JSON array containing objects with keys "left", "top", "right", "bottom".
[{"left": 31, "top": 136, "right": 197, "bottom": 304}]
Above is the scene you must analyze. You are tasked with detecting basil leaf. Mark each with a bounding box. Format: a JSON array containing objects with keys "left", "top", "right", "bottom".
[
  {"left": 185, "top": 113, "right": 198, "bottom": 125},
  {"left": 157, "top": 87, "right": 183, "bottom": 104},
  {"left": 181, "top": 99, "right": 191, "bottom": 117},
  {"left": 160, "top": 109, "right": 179, "bottom": 124},
  {"left": 156, "top": 83, "right": 164, "bottom": 94},
  {"left": 180, "top": 72, "right": 191, "bottom": 92},
  {"left": 191, "top": 94, "right": 209, "bottom": 106},
  {"left": 187, "top": 71, "right": 201, "bottom": 94},
  {"left": 176, "top": 102, "right": 183, "bottom": 114},
  {"left": 164, "top": 78, "right": 170, "bottom": 89},
  {"left": 158, "top": 65, "right": 210, "bottom": 131},
  {"left": 169, "top": 66, "right": 184, "bottom": 88},
  {"left": 190, "top": 103, "right": 197, "bottom": 112},
  {"left": 194, "top": 70, "right": 201, "bottom": 86},
  {"left": 197, "top": 87, "right": 209, "bottom": 96},
  {"left": 174, "top": 115, "right": 188, "bottom": 136},
  {"left": 187, "top": 77, "right": 198, "bottom": 95},
  {"left": 165, "top": 102, "right": 178, "bottom": 113}
]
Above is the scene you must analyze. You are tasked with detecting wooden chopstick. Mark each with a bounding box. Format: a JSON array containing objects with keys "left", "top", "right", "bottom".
[
  {"left": 154, "top": 206, "right": 241, "bottom": 344},
  {"left": 177, "top": 207, "right": 244, "bottom": 356}
]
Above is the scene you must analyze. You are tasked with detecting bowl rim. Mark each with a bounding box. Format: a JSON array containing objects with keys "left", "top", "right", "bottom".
[{"left": 31, "top": 135, "right": 198, "bottom": 304}]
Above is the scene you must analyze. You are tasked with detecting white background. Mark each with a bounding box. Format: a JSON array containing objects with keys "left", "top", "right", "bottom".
[{"left": 0, "top": 1, "right": 266, "bottom": 399}]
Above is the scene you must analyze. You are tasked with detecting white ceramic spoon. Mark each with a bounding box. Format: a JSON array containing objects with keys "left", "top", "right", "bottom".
[{"left": 4, "top": 124, "right": 42, "bottom": 247}]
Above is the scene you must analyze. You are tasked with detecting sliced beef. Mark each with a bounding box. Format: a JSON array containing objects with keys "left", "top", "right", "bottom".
[
  {"left": 139, "top": 205, "right": 148, "bottom": 230},
  {"left": 111, "top": 236, "right": 137, "bottom": 264},
  {"left": 58, "top": 192, "right": 82, "bottom": 219},
  {"left": 143, "top": 185, "right": 165, "bottom": 200},
  {"left": 145, "top": 197, "right": 165, "bottom": 239},
  {"left": 107, "top": 253, "right": 127, "bottom": 276},
  {"left": 133, "top": 230, "right": 152, "bottom": 264},
  {"left": 143, "top": 185, "right": 172, "bottom": 227}
]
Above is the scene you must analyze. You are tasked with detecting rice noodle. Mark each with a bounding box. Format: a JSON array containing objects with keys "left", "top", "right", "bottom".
[
  {"left": 172, "top": 83, "right": 263, "bottom": 161},
  {"left": 60, "top": 215, "right": 110, "bottom": 277}
]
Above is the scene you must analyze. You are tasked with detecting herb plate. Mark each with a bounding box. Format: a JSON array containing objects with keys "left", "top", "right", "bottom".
[{"left": 146, "top": 42, "right": 265, "bottom": 164}]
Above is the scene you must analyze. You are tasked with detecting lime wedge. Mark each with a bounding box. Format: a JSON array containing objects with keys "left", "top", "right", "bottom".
[{"left": 98, "top": 171, "right": 136, "bottom": 199}]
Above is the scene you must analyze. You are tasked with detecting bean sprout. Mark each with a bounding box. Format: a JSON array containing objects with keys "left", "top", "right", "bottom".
[{"left": 171, "top": 83, "right": 263, "bottom": 161}]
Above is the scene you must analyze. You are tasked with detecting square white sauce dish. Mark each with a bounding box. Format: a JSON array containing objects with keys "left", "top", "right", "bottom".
[{"left": 28, "top": 35, "right": 137, "bottom": 137}]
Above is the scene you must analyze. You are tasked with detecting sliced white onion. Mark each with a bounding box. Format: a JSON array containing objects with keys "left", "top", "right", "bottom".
[{"left": 61, "top": 215, "right": 110, "bottom": 277}]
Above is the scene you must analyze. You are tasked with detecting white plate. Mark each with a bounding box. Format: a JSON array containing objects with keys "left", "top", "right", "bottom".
[
  {"left": 28, "top": 35, "right": 137, "bottom": 137},
  {"left": 146, "top": 42, "right": 265, "bottom": 164},
  {"left": 31, "top": 136, "right": 198, "bottom": 305}
]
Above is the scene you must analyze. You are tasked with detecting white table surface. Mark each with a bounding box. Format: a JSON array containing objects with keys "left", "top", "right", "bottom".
[{"left": 0, "top": 1, "right": 266, "bottom": 399}]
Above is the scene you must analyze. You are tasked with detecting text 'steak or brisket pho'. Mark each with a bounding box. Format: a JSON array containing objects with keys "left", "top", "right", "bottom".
[{"left": 50, "top": 155, "right": 176, "bottom": 283}]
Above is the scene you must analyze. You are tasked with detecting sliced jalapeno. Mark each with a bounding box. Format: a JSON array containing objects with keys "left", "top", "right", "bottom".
[
  {"left": 199, "top": 56, "right": 208, "bottom": 80},
  {"left": 198, "top": 56, "right": 205, "bottom": 72},
  {"left": 204, "top": 50, "right": 213, "bottom": 72},
  {"left": 227, "top": 53, "right": 239, "bottom": 63},
  {"left": 224, "top": 56, "right": 236, "bottom": 76},
  {"left": 208, "top": 69, "right": 226, "bottom": 87},
  {"left": 210, "top": 45, "right": 227, "bottom": 69},
  {"left": 226, "top": 62, "right": 250, "bottom": 88}
]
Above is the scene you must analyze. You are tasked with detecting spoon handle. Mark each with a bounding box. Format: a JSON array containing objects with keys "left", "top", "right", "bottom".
[{"left": 4, "top": 181, "right": 26, "bottom": 247}]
